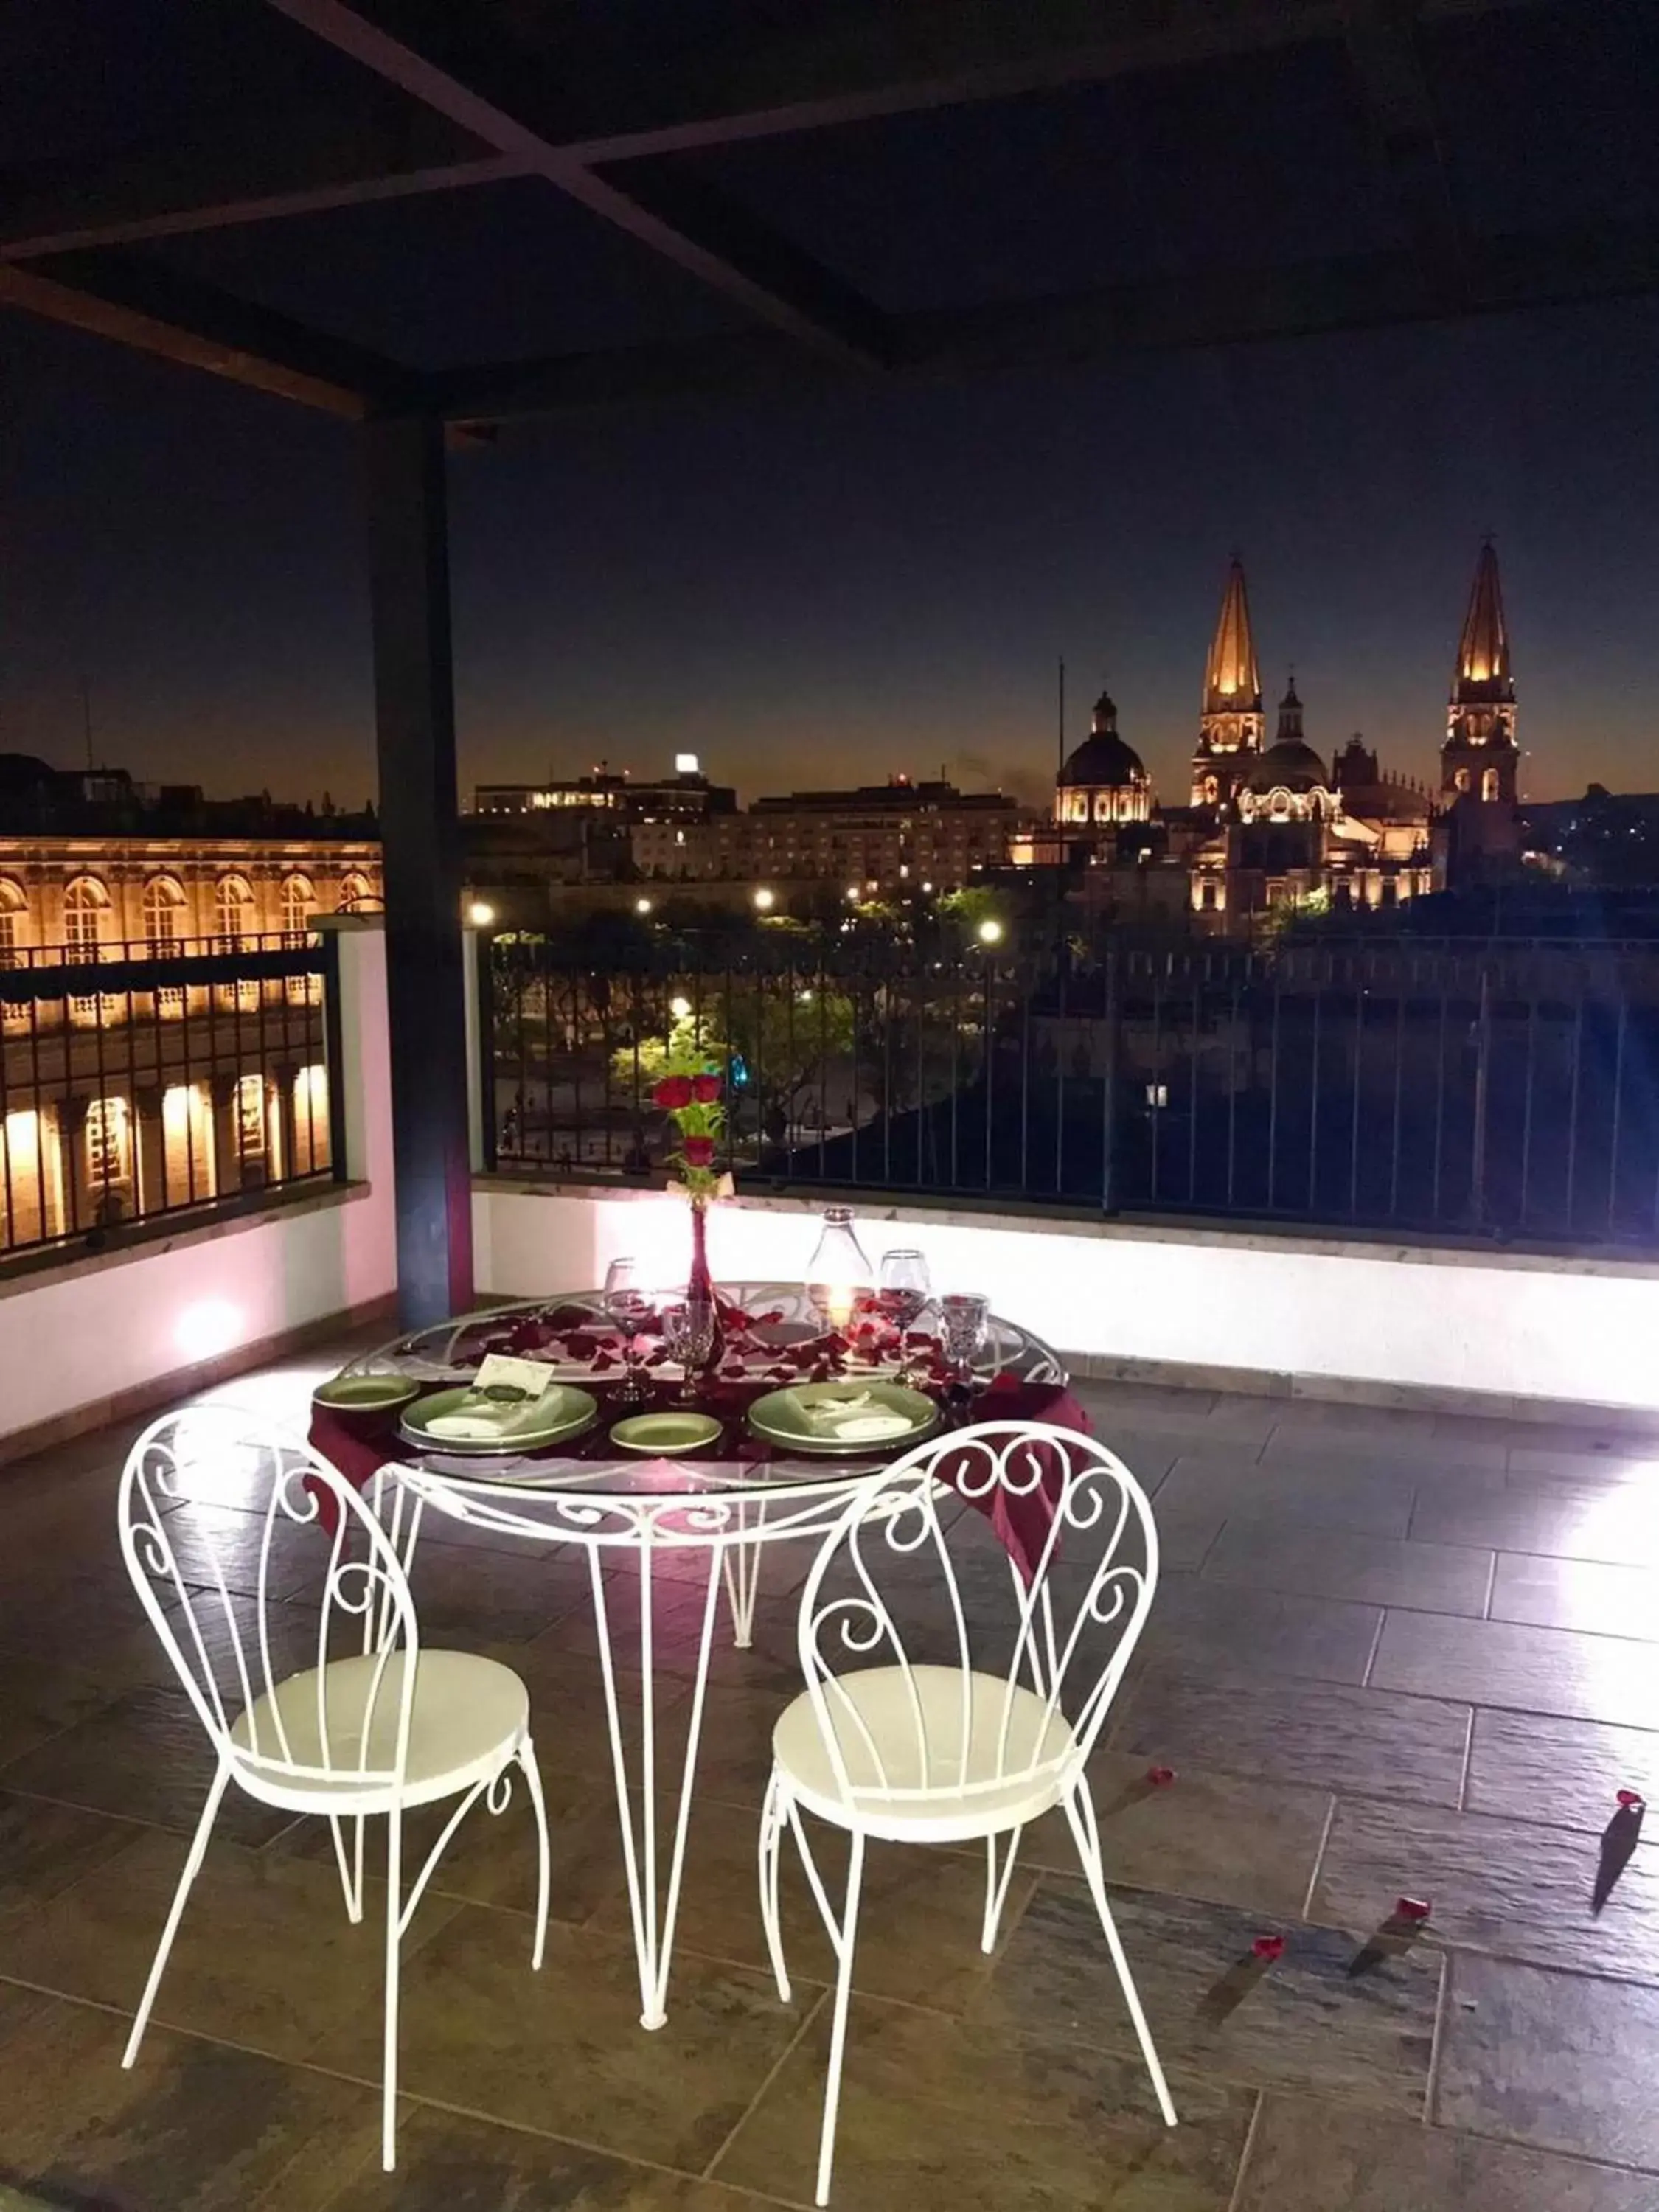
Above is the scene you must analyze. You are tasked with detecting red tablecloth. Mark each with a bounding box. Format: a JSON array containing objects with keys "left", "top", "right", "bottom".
[{"left": 309, "top": 1363, "right": 1085, "bottom": 1582}]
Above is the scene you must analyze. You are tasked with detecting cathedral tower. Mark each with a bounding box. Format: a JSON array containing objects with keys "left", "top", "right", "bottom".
[
  {"left": 1441, "top": 540, "right": 1518, "bottom": 803},
  {"left": 1191, "top": 557, "right": 1264, "bottom": 807}
]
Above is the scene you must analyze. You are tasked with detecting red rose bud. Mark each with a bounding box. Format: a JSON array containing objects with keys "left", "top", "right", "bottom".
[
  {"left": 690, "top": 1072, "right": 721, "bottom": 1103},
  {"left": 682, "top": 1135, "right": 715, "bottom": 1168},
  {"left": 1145, "top": 1765, "right": 1177, "bottom": 1788},
  {"left": 1618, "top": 1789, "right": 1646, "bottom": 1811},
  {"left": 1251, "top": 1935, "right": 1285, "bottom": 1962},
  {"left": 653, "top": 1075, "right": 694, "bottom": 1110},
  {"left": 1395, "top": 1896, "right": 1433, "bottom": 1923}
]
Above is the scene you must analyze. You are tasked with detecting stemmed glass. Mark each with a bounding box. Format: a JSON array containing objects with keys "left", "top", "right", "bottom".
[
  {"left": 603, "top": 1256, "right": 653, "bottom": 1405},
  {"left": 939, "top": 1290, "right": 993, "bottom": 1417},
  {"left": 659, "top": 1299, "right": 718, "bottom": 1404},
  {"left": 877, "top": 1248, "right": 932, "bottom": 1379}
]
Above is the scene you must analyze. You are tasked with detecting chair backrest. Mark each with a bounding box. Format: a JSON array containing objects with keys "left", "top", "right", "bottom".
[
  {"left": 794, "top": 1419, "right": 1158, "bottom": 1811},
  {"left": 118, "top": 1405, "right": 419, "bottom": 1792}
]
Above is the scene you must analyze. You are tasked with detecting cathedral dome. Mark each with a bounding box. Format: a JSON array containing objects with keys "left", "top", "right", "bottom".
[
  {"left": 1249, "top": 737, "right": 1328, "bottom": 793},
  {"left": 1057, "top": 689, "right": 1147, "bottom": 790}
]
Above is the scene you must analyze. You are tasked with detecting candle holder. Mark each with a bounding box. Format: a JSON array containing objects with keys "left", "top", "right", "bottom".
[{"left": 804, "top": 1206, "right": 873, "bottom": 1333}]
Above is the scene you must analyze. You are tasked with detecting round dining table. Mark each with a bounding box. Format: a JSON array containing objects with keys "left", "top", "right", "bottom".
[{"left": 310, "top": 1282, "right": 1084, "bottom": 2030}]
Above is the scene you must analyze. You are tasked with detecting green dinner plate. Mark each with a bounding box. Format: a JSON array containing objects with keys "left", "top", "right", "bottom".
[
  {"left": 746, "top": 1380, "right": 939, "bottom": 1456},
  {"left": 313, "top": 1372, "right": 421, "bottom": 1416},
  {"left": 609, "top": 1412, "right": 723, "bottom": 1456},
  {"left": 398, "top": 1383, "right": 597, "bottom": 1456}
]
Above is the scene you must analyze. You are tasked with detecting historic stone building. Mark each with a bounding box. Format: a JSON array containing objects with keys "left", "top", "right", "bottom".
[{"left": 1190, "top": 558, "right": 1265, "bottom": 807}]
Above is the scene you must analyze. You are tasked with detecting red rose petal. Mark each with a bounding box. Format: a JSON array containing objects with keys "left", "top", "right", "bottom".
[
  {"left": 1145, "top": 1765, "right": 1177, "bottom": 1788},
  {"left": 1395, "top": 1896, "right": 1433, "bottom": 1922},
  {"left": 1618, "top": 1789, "right": 1646, "bottom": 1810},
  {"left": 1251, "top": 1935, "right": 1285, "bottom": 1962}
]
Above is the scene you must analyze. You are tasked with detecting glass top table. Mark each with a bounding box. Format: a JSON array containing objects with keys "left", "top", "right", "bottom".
[{"left": 322, "top": 1283, "right": 1071, "bottom": 2029}]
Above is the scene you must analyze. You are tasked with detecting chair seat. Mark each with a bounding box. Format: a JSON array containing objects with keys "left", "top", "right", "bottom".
[
  {"left": 772, "top": 1663, "right": 1077, "bottom": 1843},
  {"left": 230, "top": 1648, "right": 529, "bottom": 1812}
]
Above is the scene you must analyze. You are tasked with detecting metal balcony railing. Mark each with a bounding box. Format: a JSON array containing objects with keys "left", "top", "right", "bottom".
[
  {"left": 0, "top": 933, "right": 344, "bottom": 1262},
  {"left": 480, "top": 925, "right": 1659, "bottom": 1249}
]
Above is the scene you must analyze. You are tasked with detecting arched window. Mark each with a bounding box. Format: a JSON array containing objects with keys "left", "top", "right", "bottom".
[
  {"left": 142, "top": 875, "right": 186, "bottom": 953},
  {"left": 215, "top": 873, "right": 255, "bottom": 951},
  {"left": 1481, "top": 766, "right": 1500, "bottom": 802},
  {"left": 279, "top": 873, "right": 316, "bottom": 944},
  {"left": 0, "top": 877, "right": 25, "bottom": 970},
  {"left": 63, "top": 877, "right": 108, "bottom": 955},
  {"left": 337, "top": 871, "right": 381, "bottom": 914}
]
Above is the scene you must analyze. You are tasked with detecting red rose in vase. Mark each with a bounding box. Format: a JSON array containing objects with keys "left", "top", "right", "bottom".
[
  {"left": 653, "top": 1074, "right": 695, "bottom": 1110},
  {"left": 682, "top": 1135, "right": 715, "bottom": 1169},
  {"left": 690, "top": 1072, "right": 722, "bottom": 1104}
]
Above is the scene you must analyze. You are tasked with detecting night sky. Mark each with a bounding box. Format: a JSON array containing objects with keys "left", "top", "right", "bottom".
[{"left": 3, "top": 285, "right": 1657, "bottom": 813}]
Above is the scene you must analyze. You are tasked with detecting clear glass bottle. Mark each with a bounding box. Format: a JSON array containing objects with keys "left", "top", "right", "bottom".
[{"left": 804, "top": 1206, "right": 874, "bottom": 1332}]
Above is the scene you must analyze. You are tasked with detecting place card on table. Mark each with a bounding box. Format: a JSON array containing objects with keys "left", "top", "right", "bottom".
[{"left": 473, "top": 1352, "right": 557, "bottom": 1399}]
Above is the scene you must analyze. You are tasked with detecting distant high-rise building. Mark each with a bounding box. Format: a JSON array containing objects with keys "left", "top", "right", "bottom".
[
  {"left": 1191, "top": 557, "right": 1264, "bottom": 807},
  {"left": 1440, "top": 540, "right": 1518, "bottom": 804}
]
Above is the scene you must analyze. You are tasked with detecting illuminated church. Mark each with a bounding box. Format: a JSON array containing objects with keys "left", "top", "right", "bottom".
[{"left": 1046, "top": 546, "right": 1506, "bottom": 924}]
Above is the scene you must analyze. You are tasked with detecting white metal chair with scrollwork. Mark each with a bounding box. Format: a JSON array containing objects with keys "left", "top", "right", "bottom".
[
  {"left": 757, "top": 1419, "right": 1175, "bottom": 2204},
  {"left": 116, "top": 1405, "right": 552, "bottom": 2171}
]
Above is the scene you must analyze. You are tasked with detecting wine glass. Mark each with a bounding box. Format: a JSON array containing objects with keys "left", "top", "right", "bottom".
[
  {"left": 659, "top": 1298, "right": 717, "bottom": 1402},
  {"left": 877, "top": 1248, "right": 931, "bottom": 1376},
  {"left": 603, "top": 1256, "right": 653, "bottom": 1404},
  {"left": 939, "top": 1290, "right": 993, "bottom": 1414}
]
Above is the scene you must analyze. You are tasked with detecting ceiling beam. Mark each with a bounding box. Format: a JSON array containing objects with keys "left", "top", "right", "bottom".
[
  {"left": 433, "top": 223, "right": 1659, "bottom": 424},
  {"left": 264, "top": 0, "right": 894, "bottom": 366},
  {"left": 0, "top": 249, "right": 416, "bottom": 417},
  {"left": 0, "top": 0, "right": 1542, "bottom": 265},
  {"left": 0, "top": 153, "right": 524, "bottom": 262}
]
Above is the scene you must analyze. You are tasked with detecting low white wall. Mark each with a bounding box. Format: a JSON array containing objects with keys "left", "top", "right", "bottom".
[
  {"left": 473, "top": 1180, "right": 1659, "bottom": 1418},
  {"left": 1, "top": 926, "right": 396, "bottom": 1444}
]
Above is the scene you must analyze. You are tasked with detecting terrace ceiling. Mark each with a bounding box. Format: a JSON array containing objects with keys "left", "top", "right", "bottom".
[{"left": 1, "top": 0, "right": 1655, "bottom": 426}]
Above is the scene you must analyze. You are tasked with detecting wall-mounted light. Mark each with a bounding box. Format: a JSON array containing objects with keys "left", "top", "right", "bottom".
[{"left": 466, "top": 900, "right": 495, "bottom": 927}]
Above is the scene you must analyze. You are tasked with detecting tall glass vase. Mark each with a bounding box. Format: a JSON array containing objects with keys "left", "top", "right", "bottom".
[{"left": 684, "top": 1193, "right": 725, "bottom": 1376}]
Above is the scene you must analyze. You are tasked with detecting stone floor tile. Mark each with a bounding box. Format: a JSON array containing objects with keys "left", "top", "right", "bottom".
[
  {"left": 323, "top": 2105, "right": 769, "bottom": 2210},
  {"left": 1009, "top": 1750, "right": 1333, "bottom": 1918},
  {"left": 970, "top": 1878, "right": 1440, "bottom": 2115},
  {"left": 0, "top": 1685, "right": 294, "bottom": 1847},
  {"left": 1234, "top": 2093, "right": 1655, "bottom": 2211},
  {"left": 1310, "top": 1798, "right": 1659, "bottom": 1984},
  {"left": 0, "top": 1654, "right": 117, "bottom": 1768},
  {"left": 714, "top": 1992, "right": 1253, "bottom": 2211},
  {"left": 1437, "top": 1952, "right": 1659, "bottom": 2170},
  {"left": 142, "top": 1495, "right": 321, "bottom": 1602},
  {"left": 1489, "top": 1553, "right": 1659, "bottom": 1642},
  {"left": 1201, "top": 1521, "right": 1492, "bottom": 1616},
  {"left": 1139, "top": 1576, "right": 1383, "bottom": 1686},
  {"left": 1411, "top": 1481, "right": 1659, "bottom": 1566},
  {"left": 0, "top": 1564, "right": 173, "bottom": 1686},
  {"left": 1154, "top": 1455, "right": 1418, "bottom": 1538},
  {"left": 1370, "top": 1613, "right": 1659, "bottom": 1728},
  {"left": 1465, "top": 1710, "right": 1659, "bottom": 1832},
  {"left": 0, "top": 1981, "right": 381, "bottom": 2212},
  {"left": 0, "top": 1789, "right": 136, "bottom": 1921},
  {"left": 312, "top": 1903, "right": 815, "bottom": 2174},
  {"left": 0, "top": 1825, "right": 461, "bottom": 2063},
  {"left": 1110, "top": 1670, "right": 1471, "bottom": 1806},
  {"left": 1507, "top": 1440, "right": 1659, "bottom": 1481},
  {"left": 401, "top": 1537, "right": 597, "bottom": 1644},
  {"left": 588, "top": 1794, "right": 1034, "bottom": 2012}
]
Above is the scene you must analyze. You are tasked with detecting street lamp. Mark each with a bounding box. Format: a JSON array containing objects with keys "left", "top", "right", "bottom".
[
  {"left": 635, "top": 897, "right": 653, "bottom": 916},
  {"left": 466, "top": 900, "right": 495, "bottom": 928},
  {"left": 669, "top": 994, "right": 692, "bottom": 1019},
  {"left": 754, "top": 886, "right": 775, "bottom": 911},
  {"left": 977, "top": 917, "right": 1004, "bottom": 946}
]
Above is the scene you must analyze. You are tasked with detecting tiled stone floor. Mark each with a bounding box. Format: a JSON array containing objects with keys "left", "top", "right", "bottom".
[{"left": 3, "top": 1346, "right": 1659, "bottom": 2207}]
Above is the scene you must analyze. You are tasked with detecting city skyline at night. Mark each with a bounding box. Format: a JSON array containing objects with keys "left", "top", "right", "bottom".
[{"left": 4, "top": 288, "right": 1656, "bottom": 819}]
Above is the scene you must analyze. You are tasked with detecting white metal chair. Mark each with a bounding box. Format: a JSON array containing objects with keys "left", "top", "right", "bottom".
[
  {"left": 116, "top": 1405, "right": 551, "bottom": 2171},
  {"left": 758, "top": 1419, "right": 1175, "bottom": 2204}
]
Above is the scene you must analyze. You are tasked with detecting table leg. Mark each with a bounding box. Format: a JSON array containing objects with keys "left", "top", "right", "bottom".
[
  {"left": 720, "top": 1498, "right": 764, "bottom": 1649},
  {"left": 585, "top": 1537, "right": 725, "bottom": 2030}
]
